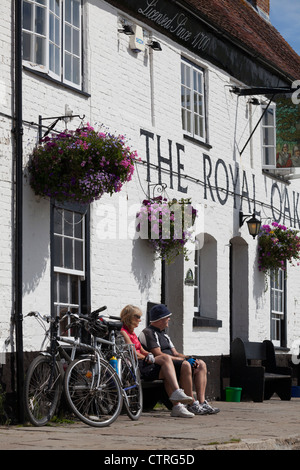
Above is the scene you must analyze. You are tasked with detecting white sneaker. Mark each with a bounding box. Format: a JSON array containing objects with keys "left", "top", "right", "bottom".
[
  {"left": 169, "top": 388, "right": 193, "bottom": 404},
  {"left": 171, "top": 403, "right": 195, "bottom": 418}
]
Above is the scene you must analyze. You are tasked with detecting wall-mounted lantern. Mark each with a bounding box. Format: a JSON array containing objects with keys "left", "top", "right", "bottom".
[{"left": 239, "top": 211, "right": 261, "bottom": 239}]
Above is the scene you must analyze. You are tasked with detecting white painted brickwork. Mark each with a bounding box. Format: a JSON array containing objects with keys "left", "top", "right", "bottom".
[{"left": 1, "top": 0, "right": 300, "bottom": 360}]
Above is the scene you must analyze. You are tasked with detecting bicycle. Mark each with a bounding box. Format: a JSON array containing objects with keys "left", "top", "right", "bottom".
[
  {"left": 64, "top": 307, "right": 143, "bottom": 422},
  {"left": 24, "top": 308, "right": 123, "bottom": 428}
]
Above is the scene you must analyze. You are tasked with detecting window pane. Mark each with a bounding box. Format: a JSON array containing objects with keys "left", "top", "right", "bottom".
[
  {"left": 64, "top": 210, "right": 73, "bottom": 237},
  {"left": 194, "top": 92, "right": 198, "bottom": 113},
  {"left": 54, "top": 235, "right": 62, "bottom": 266},
  {"left": 65, "top": 24, "right": 72, "bottom": 52},
  {"left": 23, "top": 32, "right": 32, "bottom": 61},
  {"left": 186, "top": 89, "right": 191, "bottom": 110},
  {"left": 264, "top": 108, "right": 274, "bottom": 126},
  {"left": 264, "top": 147, "right": 275, "bottom": 166},
  {"left": 23, "top": 2, "right": 32, "bottom": 30},
  {"left": 59, "top": 273, "right": 69, "bottom": 303},
  {"left": 74, "top": 213, "right": 83, "bottom": 238},
  {"left": 36, "top": 6, "right": 46, "bottom": 35},
  {"left": 55, "top": 17, "right": 60, "bottom": 44},
  {"left": 64, "top": 237, "right": 73, "bottom": 269},
  {"left": 36, "top": 36, "right": 46, "bottom": 65},
  {"left": 186, "top": 67, "right": 190, "bottom": 88},
  {"left": 49, "top": 42, "right": 55, "bottom": 70},
  {"left": 55, "top": 0, "right": 60, "bottom": 15},
  {"left": 50, "top": 13, "right": 54, "bottom": 41},
  {"left": 198, "top": 74, "right": 202, "bottom": 94},
  {"left": 181, "top": 85, "right": 185, "bottom": 108},
  {"left": 199, "top": 118, "right": 204, "bottom": 138},
  {"left": 54, "top": 209, "right": 62, "bottom": 234},
  {"left": 75, "top": 240, "right": 83, "bottom": 270},
  {"left": 264, "top": 128, "right": 275, "bottom": 146},
  {"left": 64, "top": 52, "right": 71, "bottom": 81},
  {"left": 71, "top": 276, "right": 79, "bottom": 304},
  {"left": 55, "top": 46, "right": 60, "bottom": 75},
  {"left": 65, "top": 0, "right": 71, "bottom": 23},
  {"left": 73, "top": 56, "right": 80, "bottom": 84},
  {"left": 186, "top": 111, "right": 191, "bottom": 133},
  {"left": 73, "top": 28, "right": 79, "bottom": 56},
  {"left": 194, "top": 115, "right": 199, "bottom": 136},
  {"left": 73, "top": 0, "right": 80, "bottom": 27}
]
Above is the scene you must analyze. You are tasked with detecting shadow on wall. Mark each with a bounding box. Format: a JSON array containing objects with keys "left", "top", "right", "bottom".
[
  {"left": 22, "top": 180, "right": 50, "bottom": 294},
  {"left": 131, "top": 238, "right": 156, "bottom": 294},
  {"left": 252, "top": 243, "right": 266, "bottom": 309}
]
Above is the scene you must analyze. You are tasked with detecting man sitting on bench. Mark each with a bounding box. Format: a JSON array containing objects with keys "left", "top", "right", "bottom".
[
  {"left": 120, "top": 304, "right": 195, "bottom": 418},
  {"left": 139, "top": 304, "right": 220, "bottom": 416}
]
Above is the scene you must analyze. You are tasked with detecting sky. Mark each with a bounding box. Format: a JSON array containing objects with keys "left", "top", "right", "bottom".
[{"left": 270, "top": 0, "right": 300, "bottom": 56}]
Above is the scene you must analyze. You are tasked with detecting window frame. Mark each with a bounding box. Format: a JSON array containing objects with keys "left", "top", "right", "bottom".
[
  {"left": 270, "top": 268, "right": 286, "bottom": 347},
  {"left": 181, "top": 57, "right": 207, "bottom": 143},
  {"left": 261, "top": 103, "right": 277, "bottom": 169},
  {"left": 51, "top": 202, "right": 89, "bottom": 336},
  {"left": 22, "top": 0, "right": 82, "bottom": 89}
]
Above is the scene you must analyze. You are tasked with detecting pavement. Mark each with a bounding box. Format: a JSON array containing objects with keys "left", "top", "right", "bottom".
[{"left": 0, "top": 397, "right": 300, "bottom": 454}]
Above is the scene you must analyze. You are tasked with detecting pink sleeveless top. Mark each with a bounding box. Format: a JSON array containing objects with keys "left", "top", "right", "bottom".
[{"left": 121, "top": 325, "right": 144, "bottom": 356}]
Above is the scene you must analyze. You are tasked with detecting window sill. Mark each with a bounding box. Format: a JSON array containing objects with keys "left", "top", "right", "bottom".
[
  {"left": 193, "top": 316, "right": 222, "bottom": 328},
  {"left": 23, "top": 65, "right": 91, "bottom": 98},
  {"left": 183, "top": 134, "right": 212, "bottom": 150},
  {"left": 274, "top": 346, "right": 290, "bottom": 352}
]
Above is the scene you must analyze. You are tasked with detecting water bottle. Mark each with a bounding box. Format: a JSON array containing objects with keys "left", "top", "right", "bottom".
[{"left": 109, "top": 356, "right": 118, "bottom": 374}]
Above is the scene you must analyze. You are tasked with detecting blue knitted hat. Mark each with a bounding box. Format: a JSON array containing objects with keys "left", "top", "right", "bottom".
[{"left": 150, "top": 304, "right": 172, "bottom": 322}]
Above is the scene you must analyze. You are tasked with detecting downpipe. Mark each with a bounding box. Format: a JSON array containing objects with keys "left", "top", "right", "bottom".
[{"left": 14, "top": 0, "right": 24, "bottom": 423}]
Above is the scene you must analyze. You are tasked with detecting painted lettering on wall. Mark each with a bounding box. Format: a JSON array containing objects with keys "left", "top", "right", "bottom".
[
  {"left": 140, "top": 128, "right": 300, "bottom": 229},
  {"left": 138, "top": 0, "right": 210, "bottom": 52}
]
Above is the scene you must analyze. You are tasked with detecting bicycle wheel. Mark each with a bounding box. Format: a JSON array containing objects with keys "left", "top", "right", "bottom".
[
  {"left": 24, "top": 355, "right": 62, "bottom": 426},
  {"left": 64, "top": 356, "right": 123, "bottom": 427},
  {"left": 121, "top": 351, "right": 143, "bottom": 420}
]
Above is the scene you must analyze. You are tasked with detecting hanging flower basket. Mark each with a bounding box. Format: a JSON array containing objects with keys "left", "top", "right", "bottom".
[
  {"left": 27, "top": 123, "right": 139, "bottom": 204},
  {"left": 137, "top": 196, "right": 198, "bottom": 264},
  {"left": 257, "top": 222, "right": 300, "bottom": 274}
]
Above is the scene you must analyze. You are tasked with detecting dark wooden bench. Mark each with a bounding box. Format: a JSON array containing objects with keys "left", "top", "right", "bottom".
[
  {"left": 141, "top": 379, "right": 172, "bottom": 411},
  {"left": 230, "top": 337, "right": 292, "bottom": 402}
]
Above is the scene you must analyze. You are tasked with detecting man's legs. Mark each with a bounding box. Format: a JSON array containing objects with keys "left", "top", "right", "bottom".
[{"left": 193, "top": 360, "right": 207, "bottom": 403}]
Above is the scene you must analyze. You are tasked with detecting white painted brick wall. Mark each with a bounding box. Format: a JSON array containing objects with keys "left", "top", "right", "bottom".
[{"left": 1, "top": 0, "right": 300, "bottom": 358}]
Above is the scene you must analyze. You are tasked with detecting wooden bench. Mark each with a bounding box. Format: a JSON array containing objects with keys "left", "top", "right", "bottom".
[
  {"left": 230, "top": 337, "right": 292, "bottom": 402},
  {"left": 141, "top": 379, "right": 172, "bottom": 411}
]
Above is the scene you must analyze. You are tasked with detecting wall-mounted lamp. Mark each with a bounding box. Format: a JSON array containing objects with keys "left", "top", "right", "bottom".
[
  {"left": 239, "top": 211, "right": 261, "bottom": 239},
  {"left": 118, "top": 24, "right": 134, "bottom": 35},
  {"left": 248, "top": 98, "right": 260, "bottom": 105},
  {"left": 148, "top": 40, "right": 162, "bottom": 51}
]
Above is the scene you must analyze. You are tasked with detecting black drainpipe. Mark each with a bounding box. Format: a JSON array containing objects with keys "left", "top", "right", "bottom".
[{"left": 14, "top": 0, "right": 24, "bottom": 423}]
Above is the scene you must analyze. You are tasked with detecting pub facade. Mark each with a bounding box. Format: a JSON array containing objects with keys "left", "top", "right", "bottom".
[{"left": 1, "top": 0, "right": 300, "bottom": 417}]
